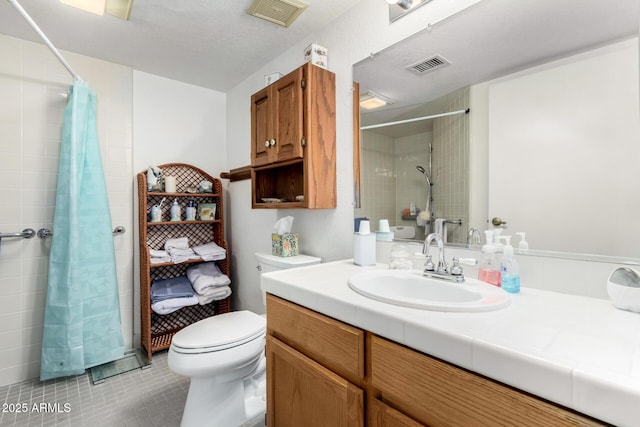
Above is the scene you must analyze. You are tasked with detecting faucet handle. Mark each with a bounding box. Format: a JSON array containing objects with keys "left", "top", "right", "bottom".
[
  {"left": 424, "top": 254, "right": 435, "bottom": 271},
  {"left": 450, "top": 257, "right": 464, "bottom": 276},
  {"left": 450, "top": 257, "right": 477, "bottom": 276}
]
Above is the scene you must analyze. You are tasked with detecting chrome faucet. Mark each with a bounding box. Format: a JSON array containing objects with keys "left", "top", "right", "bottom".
[{"left": 423, "top": 232, "right": 474, "bottom": 283}]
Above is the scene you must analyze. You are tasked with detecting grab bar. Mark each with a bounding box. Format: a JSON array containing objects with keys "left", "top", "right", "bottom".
[
  {"left": 0, "top": 228, "right": 36, "bottom": 239},
  {"left": 37, "top": 226, "right": 126, "bottom": 239}
]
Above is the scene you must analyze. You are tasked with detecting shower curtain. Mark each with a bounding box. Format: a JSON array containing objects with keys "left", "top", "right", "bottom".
[{"left": 40, "top": 81, "right": 124, "bottom": 381}]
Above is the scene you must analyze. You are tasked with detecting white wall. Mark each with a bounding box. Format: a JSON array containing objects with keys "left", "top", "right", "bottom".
[
  {"left": 476, "top": 39, "right": 640, "bottom": 257},
  {"left": 132, "top": 71, "right": 227, "bottom": 346},
  {"left": 226, "top": 0, "right": 482, "bottom": 313}
]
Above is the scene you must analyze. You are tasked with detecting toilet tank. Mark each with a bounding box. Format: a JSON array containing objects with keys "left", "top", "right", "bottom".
[{"left": 255, "top": 252, "right": 321, "bottom": 274}]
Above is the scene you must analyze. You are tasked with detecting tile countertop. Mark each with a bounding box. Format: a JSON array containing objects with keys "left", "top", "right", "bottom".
[{"left": 260, "top": 259, "right": 640, "bottom": 427}]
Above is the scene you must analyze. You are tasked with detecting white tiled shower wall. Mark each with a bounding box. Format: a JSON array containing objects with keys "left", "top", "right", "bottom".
[
  {"left": 358, "top": 88, "right": 469, "bottom": 242},
  {"left": 0, "top": 34, "right": 134, "bottom": 386}
]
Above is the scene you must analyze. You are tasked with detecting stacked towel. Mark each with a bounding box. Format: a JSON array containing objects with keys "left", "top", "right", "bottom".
[
  {"left": 163, "top": 237, "right": 201, "bottom": 263},
  {"left": 192, "top": 242, "right": 227, "bottom": 261},
  {"left": 186, "top": 262, "right": 232, "bottom": 305},
  {"left": 150, "top": 275, "right": 198, "bottom": 315},
  {"left": 149, "top": 249, "right": 171, "bottom": 264}
]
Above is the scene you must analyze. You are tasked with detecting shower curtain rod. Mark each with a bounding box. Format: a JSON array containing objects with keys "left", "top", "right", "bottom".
[
  {"left": 7, "top": 0, "right": 81, "bottom": 82},
  {"left": 360, "top": 108, "right": 469, "bottom": 131}
]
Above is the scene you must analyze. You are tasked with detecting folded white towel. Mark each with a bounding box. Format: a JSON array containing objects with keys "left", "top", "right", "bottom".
[
  {"left": 151, "top": 295, "right": 198, "bottom": 315},
  {"left": 149, "top": 249, "right": 168, "bottom": 258},
  {"left": 186, "top": 262, "right": 231, "bottom": 294},
  {"left": 194, "top": 285, "right": 232, "bottom": 305},
  {"left": 165, "top": 237, "right": 189, "bottom": 251},
  {"left": 192, "top": 242, "right": 226, "bottom": 261},
  {"left": 167, "top": 247, "right": 200, "bottom": 263},
  {"left": 150, "top": 256, "right": 171, "bottom": 264}
]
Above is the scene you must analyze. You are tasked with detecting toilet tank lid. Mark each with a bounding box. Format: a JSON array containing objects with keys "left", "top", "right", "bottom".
[
  {"left": 172, "top": 311, "right": 266, "bottom": 350},
  {"left": 255, "top": 252, "right": 321, "bottom": 268}
]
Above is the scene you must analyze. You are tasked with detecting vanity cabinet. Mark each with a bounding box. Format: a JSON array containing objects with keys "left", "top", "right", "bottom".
[
  {"left": 250, "top": 62, "right": 336, "bottom": 209},
  {"left": 265, "top": 294, "right": 605, "bottom": 427},
  {"left": 137, "top": 163, "right": 231, "bottom": 361},
  {"left": 266, "top": 295, "right": 364, "bottom": 426}
]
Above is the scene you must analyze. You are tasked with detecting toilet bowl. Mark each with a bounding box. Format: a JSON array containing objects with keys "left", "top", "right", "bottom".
[
  {"left": 169, "top": 252, "right": 321, "bottom": 427},
  {"left": 168, "top": 311, "right": 266, "bottom": 427}
]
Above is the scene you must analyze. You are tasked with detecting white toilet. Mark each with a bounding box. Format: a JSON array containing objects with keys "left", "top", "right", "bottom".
[{"left": 168, "top": 252, "right": 320, "bottom": 427}]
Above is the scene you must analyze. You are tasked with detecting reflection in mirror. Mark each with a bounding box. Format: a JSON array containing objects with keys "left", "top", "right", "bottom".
[{"left": 354, "top": 0, "right": 640, "bottom": 260}]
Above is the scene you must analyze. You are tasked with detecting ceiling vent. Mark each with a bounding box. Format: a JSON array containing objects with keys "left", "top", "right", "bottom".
[
  {"left": 248, "top": 0, "right": 309, "bottom": 27},
  {"left": 406, "top": 55, "right": 450, "bottom": 75}
]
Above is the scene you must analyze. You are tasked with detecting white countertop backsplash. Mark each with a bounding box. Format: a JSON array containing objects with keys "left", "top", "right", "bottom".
[{"left": 261, "top": 255, "right": 640, "bottom": 427}]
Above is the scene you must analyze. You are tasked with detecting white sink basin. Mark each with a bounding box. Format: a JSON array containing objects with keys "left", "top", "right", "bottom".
[{"left": 348, "top": 270, "right": 511, "bottom": 312}]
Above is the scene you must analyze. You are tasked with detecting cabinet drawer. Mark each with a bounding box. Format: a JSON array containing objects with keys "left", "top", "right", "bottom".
[
  {"left": 267, "top": 295, "right": 365, "bottom": 385},
  {"left": 370, "top": 335, "right": 604, "bottom": 427}
]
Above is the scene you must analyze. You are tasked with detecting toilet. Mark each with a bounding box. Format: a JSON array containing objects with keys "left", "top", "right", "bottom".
[{"left": 168, "top": 252, "right": 320, "bottom": 427}]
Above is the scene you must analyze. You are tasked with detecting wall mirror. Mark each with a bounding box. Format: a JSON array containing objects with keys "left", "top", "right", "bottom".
[{"left": 354, "top": 0, "right": 640, "bottom": 261}]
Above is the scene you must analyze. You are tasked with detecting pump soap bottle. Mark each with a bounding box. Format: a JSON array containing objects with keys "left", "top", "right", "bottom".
[
  {"left": 170, "top": 199, "right": 181, "bottom": 222},
  {"left": 478, "top": 230, "right": 501, "bottom": 286},
  {"left": 500, "top": 236, "right": 520, "bottom": 293}
]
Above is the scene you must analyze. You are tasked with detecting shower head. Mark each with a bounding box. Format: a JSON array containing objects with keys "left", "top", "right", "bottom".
[{"left": 416, "top": 165, "right": 432, "bottom": 186}]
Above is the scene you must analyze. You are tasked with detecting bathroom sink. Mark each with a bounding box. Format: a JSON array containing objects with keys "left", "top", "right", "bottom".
[{"left": 348, "top": 270, "right": 510, "bottom": 312}]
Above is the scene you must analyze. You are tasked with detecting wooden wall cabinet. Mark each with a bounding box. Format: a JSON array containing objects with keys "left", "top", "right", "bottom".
[
  {"left": 251, "top": 63, "right": 336, "bottom": 209},
  {"left": 137, "top": 163, "right": 231, "bottom": 361},
  {"left": 266, "top": 295, "right": 605, "bottom": 427}
]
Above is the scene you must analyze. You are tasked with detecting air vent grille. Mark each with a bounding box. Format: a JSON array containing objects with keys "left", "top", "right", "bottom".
[
  {"left": 406, "top": 55, "right": 450, "bottom": 75},
  {"left": 248, "top": 0, "right": 309, "bottom": 27}
]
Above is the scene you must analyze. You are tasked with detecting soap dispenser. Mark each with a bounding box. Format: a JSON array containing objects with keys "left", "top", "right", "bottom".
[
  {"left": 478, "top": 230, "right": 501, "bottom": 286},
  {"left": 516, "top": 232, "right": 529, "bottom": 253},
  {"left": 170, "top": 198, "right": 181, "bottom": 222},
  {"left": 500, "top": 236, "right": 520, "bottom": 293}
]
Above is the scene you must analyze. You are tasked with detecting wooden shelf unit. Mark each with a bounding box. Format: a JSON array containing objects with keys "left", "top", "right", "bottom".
[{"left": 137, "top": 163, "right": 231, "bottom": 360}]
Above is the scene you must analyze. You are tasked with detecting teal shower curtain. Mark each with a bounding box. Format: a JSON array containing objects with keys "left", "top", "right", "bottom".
[{"left": 40, "top": 81, "right": 124, "bottom": 381}]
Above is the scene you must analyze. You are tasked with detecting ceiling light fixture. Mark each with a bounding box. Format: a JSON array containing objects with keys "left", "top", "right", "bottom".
[
  {"left": 60, "top": 0, "right": 134, "bottom": 20},
  {"left": 60, "top": 0, "right": 106, "bottom": 16},
  {"left": 385, "top": 0, "right": 414, "bottom": 11},
  {"left": 359, "top": 91, "right": 393, "bottom": 110}
]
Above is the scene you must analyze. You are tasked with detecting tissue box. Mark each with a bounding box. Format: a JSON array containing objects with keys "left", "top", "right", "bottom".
[
  {"left": 304, "top": 43, "right": 328, "bottom": 69},
  {"left": 272, "top": 233, "right": 299, "bottom": 257},
  {"left": 265, "top": 72, "right": 283, "bottom": 86}
]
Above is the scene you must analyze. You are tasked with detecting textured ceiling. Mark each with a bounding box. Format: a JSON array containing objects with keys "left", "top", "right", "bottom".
[{"left": 0, "top": 0, "right": 362, "bottom": 91}]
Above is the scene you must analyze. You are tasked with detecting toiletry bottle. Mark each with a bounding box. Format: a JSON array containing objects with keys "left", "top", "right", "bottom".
[
  {"left": 354, "top": 220, "right": 376, "bottom": 266},
  {"left": 409, "top": 202, "right": 416, "bottom": 216},
  {"left": 493, "top": 228, "right": 504, "bottom": 252},
  {"left": 186, "top": 198, "right": 196, "bottom": 221},
  {"left": 478, "top": 230, "right": 501, "bottom": 286},
  {"left": 170, "top": 199, "right": 181, "bottom": 221},
  {"left": 500, "top": 236, "right": 520, "bottom": 293},
  {"left": 516, "top": 232, "right": 529, "bottom": 253}
]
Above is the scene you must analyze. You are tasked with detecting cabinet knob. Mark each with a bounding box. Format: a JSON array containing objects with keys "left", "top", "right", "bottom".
[
  {"left": 264, "top": 140, "right": 270, "bottom": 147},
  {"left": 269, "top": 139, "right": 276, "bottom": 147}
]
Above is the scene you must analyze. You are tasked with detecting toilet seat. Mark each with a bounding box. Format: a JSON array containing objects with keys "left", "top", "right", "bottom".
[{"left": 171, "top": 311, "right": 266, "bottom": 354}]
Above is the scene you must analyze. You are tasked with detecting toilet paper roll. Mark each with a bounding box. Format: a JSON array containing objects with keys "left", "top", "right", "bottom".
[{"left": 165, "top": 176, "right": 176, "bottom": 193}]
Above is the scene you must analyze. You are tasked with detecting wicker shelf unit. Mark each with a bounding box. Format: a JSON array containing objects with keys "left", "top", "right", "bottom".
[{"left": 137, "top": 163, "right": 231, "bottom": 361}]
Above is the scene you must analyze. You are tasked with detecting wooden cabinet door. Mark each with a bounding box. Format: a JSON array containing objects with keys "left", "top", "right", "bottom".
[
  {"left": 251, "top": 86, "right": 272, "bottom": 167},
  {"left": 272, "top": 67, "right": 304, "bottom": 163},
  {"left": 266, "top": 335, "right": 363, "bottom": 427}
]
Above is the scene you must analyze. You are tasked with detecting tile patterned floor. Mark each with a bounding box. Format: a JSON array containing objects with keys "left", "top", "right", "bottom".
[{"left": 0, "top": 351, "right": 265, "bottom": 426}]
